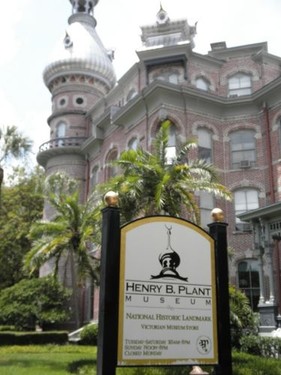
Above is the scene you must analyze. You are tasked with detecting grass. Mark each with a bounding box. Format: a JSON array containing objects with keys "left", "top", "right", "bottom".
[
  {"left": 0, "top": 346, "right": 281, "bottom": 375},
  {"left": 0, "top": 345, "right": 96, "bottom": 375}
]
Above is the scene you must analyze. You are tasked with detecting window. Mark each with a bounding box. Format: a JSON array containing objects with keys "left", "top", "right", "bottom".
[
  {"left": 230, "top": 130, "right": 256, "bottom": 169},
  {"left": 198, "top": 128, "right": 212, "bottom": 163},
  {"left": 200, "top": 191, "right": 214, "bottom": 229},
  {"left": 165, "top": 124, "right": 177, "bottom": 164},
  {"left": 169, "top": 74, "right": 178, "bottom": 84},
  {"left": 73, "top": 95, "right": 86, "bottom": 107},
  {"left": 106, "top": 149, "right": 118, "bottom": 180},
  {"left": 154, "top": 72, "right": 179, "bottom": 84},
  {"left": 76, "top": 97, "right": 84, "bottom": 105},
  {"left": 228, "top": 73, "right": 252, "bottom": 97},
  {"left": 56, "top": 121, "right": 66, "bottom": 146},
  {"left": 128, "top": 137, "right": 138, "bottom": 150},
  {"left": 126, "top": 89, "right": 137, "bottom": 102},
  {"left": 196, "top": 77, "right": 210, "bottom": 91},
  {"left": 58, "top": 98, "right": 66, "bottom": 107},
  {"left": 234, "top": 189, "right": 259, "bottom": 232},
  {"left": 238, "top": 260, "right": 260, "bottom": 311}
]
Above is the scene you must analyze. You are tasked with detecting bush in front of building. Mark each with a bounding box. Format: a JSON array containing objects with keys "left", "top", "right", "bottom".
[
  {"left": 240, "top": 334, "right": 281, "bottom": 358},
  {"left": 0, "top": 331, "right": 69, "bottom": 346},
  {"left": 229, "top": 285, "right": 258, "bottom": 348},
  {"left": 0, "top": 276, "right": 71, "bottom": 331},
  {"left": 0, "top": 325, "right": 16, "bottom": 332},
  {"left": 79, "top": 323, "right": 98, "bottom": 345}
]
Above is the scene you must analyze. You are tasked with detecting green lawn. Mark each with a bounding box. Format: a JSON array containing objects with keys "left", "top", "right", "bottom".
[
  {"left": 1, "top": 346, "right": 281, "bottom": 375},
  {"left": 0, "top": 345, "right": 96, "bottom": 375}
]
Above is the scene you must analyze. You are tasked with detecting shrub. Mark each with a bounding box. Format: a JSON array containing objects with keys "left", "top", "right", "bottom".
[
  {"left": 0, "top": 276, "right": 71, "bottom": 330},
  {"left": 240, "top": 334, "right": 281, "bottom": 358},
  {"left": 229, "top": 285, "right": 257, "bottom": 348},
  {"left": 0, "top": 325, "right": 16, "bottom": 331},
  {"left": 0, "top": 331, "right": 68, "bottom": 345},
  {"left": 80, "top": 323, "right": 98, "bottom": 345}
]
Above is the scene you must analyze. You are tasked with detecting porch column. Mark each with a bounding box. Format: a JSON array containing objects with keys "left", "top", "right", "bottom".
[
  {"left": 264, "top": 222, "right": 275, "bottom": 303},
  {"left": 258, "top": 219, "right": 277, "bottom": 334},
  {"left": 253, "top": 221, "right": 265, "bottom": 304}
]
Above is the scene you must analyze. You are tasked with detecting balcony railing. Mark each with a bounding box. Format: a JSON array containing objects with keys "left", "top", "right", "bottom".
[{"left": 39, "top": 137, "right": 87, "bottom": 153}]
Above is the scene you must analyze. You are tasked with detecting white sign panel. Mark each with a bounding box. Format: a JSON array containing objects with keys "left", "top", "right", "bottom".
[{"left": 118, "top": 216, "right": 218, "bottom": 366}]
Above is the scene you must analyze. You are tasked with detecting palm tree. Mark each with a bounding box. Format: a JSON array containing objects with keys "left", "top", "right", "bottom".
[
  {"left": 24, "top": 173, "right": 100, "bottom": 329},
  {"left": 0, "top": 125, "right": 32, "bottom": 204},
  {"left": 99, "top": 120, "right": 232, "bottom": 224}
]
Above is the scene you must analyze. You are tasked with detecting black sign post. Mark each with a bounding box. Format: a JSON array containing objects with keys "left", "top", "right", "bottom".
[
  {"left": 97, "top": 204, "right": 120, "bottom": 375},
  {"left": 208, "top": 220, "right": 233, "bottom": 375}
]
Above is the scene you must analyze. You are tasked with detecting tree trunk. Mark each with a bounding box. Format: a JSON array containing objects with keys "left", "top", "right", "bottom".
[{"left": 70, "top": 248, "right": 80, "bottom": 329}]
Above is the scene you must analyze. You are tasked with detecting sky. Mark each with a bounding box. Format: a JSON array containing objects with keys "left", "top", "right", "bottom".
[{"left": 1, "top": 0, "right": 281, "bottom": 166}]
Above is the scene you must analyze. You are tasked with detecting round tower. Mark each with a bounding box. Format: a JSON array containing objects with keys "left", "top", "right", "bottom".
[{"left": 38, "top": 0, "right": 116, "bottom": 207}]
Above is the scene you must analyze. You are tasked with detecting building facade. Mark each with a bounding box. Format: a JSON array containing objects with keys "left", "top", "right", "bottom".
[{"left": 38, "top": 0, "right": 281, "bottom": 327}]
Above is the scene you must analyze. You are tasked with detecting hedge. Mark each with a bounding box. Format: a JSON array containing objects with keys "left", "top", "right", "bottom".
[
  {"left": 0, "top": 331, "right": 68, "bottom": 345},
  {"left": 240, "top": 334, "right": 281, "bottom": 358}
]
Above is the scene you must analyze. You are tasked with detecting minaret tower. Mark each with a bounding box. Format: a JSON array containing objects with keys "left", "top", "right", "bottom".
[{"left": 38, "top": 0, "right": 116, "bottom": 207}]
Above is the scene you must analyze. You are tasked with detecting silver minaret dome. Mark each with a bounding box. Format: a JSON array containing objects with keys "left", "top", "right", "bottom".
[{"left": 43, "top": 0, "right": 116, "bottom": 92}]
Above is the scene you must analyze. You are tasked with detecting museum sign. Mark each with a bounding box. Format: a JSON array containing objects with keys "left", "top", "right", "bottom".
[{"left": 117, "top": 216, "right": 218, "bottom": 366}]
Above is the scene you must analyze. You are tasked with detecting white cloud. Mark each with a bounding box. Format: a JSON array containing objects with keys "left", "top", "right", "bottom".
[
  {"left": 0, "top": 89, "right": 49, "bottom": 167},
  {"left": 1, "top": 0, "right": 281, "bottom": 173},
  {"left": 0, "top": 0, "right": 31, "bottom": 66},
  {"left": 22, "top": 109, "right": 50, "bottom": 154},
  {"left": 0, "top": 90, "right": 20, "bottom": 126}
]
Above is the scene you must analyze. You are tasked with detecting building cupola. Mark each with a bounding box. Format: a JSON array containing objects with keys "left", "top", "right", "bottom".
[
  {"left": 139, "top": 5, "right": 197, "bottom": 49},
  {"left": 38, "top": 0, "right": 116, "bottom": 169},
  {"left": 70, "top": 0, "right": 96, "bottom": 15},
  {"left": 43, "top": 0, "right": 116, "bottom": 95}
]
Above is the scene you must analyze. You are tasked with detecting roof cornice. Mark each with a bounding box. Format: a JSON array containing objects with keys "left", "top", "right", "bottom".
[{"left": 238, "top": 202, "right": 281, "bottom": 222}]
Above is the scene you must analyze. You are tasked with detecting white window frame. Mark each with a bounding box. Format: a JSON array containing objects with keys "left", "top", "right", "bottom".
[
  {"left": 234, "top": 189, "right": 259, "bottom": 232},
  {"left": 198, "top": 128, "right": 212, "bottom": 163},
  {"left": 196, "top": 77, "right": 210, "bottom": 91},
  {"left": 230, "top": 130, "right": 256, "bottom": 169},
  {"left": 228, "top": 73, "right": 252, "bottom": 97}
]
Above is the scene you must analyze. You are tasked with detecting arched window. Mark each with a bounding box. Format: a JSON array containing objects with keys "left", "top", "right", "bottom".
[
  {"left": 234, "top": 189, "right": 259, "bottom": 232},
  {"left": 56, "top": 121, "right": 66, "bottom": 146},
  {"left": 228, "top": 73, "right": 252, "bottom": 97},
  {"left": 198, "top": 128, "right": 212, "bottom": 163},
  {"left": 126, "top": 89, "right": 137, "bottom": 102},
  {"left": 106, "top": 149, "right": 118, "bottom": 180},
  {"left": 196, "top": 77, "right": 210, "bottom": 91},
  {"left": 128, "top": 137, "right": 138, "bottom": 150},
  {"left": 230, "top": 130, "right": 256, "bottom": 169},
  {"left": 238, "top": 259, "right": 260, "bottom": 311}
]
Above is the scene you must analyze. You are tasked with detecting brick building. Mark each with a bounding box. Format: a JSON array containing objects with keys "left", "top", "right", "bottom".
[{"left": 37, "top": 0, "right": 281, "bottom": 329}]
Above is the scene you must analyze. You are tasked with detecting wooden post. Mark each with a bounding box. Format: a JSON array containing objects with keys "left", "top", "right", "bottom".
[
  {"left": 208, "top": 210, "right": 232, "bottom": 375},
  {"left": 97, "top": 203, "right": 120, "bottom": 375}
]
